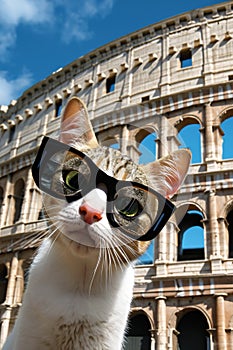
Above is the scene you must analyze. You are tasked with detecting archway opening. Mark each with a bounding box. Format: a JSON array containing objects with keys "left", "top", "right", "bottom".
[
  {"left": 178, "top": 208, "right": 204, "bottom": 261},
  {"left": 221, "top": 116, "right": 233, "bottom": 159},
  {"left": 178, "top": 123, "right": 201, "bottom": 164},
  {"left": 0, "top": 186, "right": 3, "bottom": 213},
  {"left": 138, "top": 132, "right": 157, "bottom": 164},
  {"left": 226, "top": 209, "right": 233, "bottom": 258},
  {"left": 13, "top": 179, "right": 25, "bottom": 223},
  {"left": 0, "top": 264, "right": 7, "bottom": 304},
  {"left": 177, "top": 310, "right": 210, "bottom": 350},
  {"left": 125, "top": 313, "right": 151, "bottom": 350}
]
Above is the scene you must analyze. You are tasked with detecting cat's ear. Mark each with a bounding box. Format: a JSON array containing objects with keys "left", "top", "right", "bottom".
[
  {"left": 142, "top": 149, "right": 191, "bottom": 198},
  {"left": 59, "top": 97, "right": 98, "bottom": 147}
]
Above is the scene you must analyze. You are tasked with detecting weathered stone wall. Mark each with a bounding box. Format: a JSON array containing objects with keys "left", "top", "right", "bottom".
[{"left": 1, "top": 1, "right": 233, "bottom": 348}]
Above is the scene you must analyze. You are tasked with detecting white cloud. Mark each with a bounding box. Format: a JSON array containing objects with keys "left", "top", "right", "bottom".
[
  {"left": 0, "top": 0, "right": 54, "bottom": 59},
  {"left": 0, "top": 0, "right": 53, "bottom": 25},
  {"left": 0, "top": 0, "right": 115, "bottom": 105},
  {"left": 0, "top": 71, "right": 33, "bottom": 105},
  {"left": 60, "top": 0, "right": 115, "bottom": 43},
  {"left": 0, "top": 0, "right": 115, "bottom": 55}
]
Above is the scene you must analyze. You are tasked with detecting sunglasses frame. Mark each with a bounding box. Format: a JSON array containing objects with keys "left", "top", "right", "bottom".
[{"left": 32, "top": 136, "right": 175, "bottom": 241}]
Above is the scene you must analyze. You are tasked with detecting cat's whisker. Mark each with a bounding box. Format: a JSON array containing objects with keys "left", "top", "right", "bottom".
[
  {"left": 88, "top": 248, "right": 102, "bottom": 295},
  {"left": 44, "top": 224, "right": 64, "bottom": 257}
]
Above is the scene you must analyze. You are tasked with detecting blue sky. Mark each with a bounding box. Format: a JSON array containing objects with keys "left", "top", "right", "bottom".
[{"left": 0, "top": 0, "right": 223, "bottom": 106}]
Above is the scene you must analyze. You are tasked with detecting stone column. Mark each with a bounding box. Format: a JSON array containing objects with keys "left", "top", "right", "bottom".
[
  {"left": 5, "top": 254, "right": 18, "bottom": 306},
  {"left": 0, "top": 307, "right": 12, "bottom": 348},
  {"left": 155, "top": 296, "right": 167, "bottom": 350},
  {"left": 21, "top": 170, "right": 33, "bottom": 223},
  {"left": 126, "top": 128, "right": 141, "bottom": 163},
  {"left": 158, "top": 116, "right": 169, "bottom": 158},
  {"left": 120, "top": 49, "right": 132, "bottom": 107},
  {"left": 159, "top": 25, "right": 170, "bottom": 96},
  {"left": 0, "top": 254, "right": 19, "bottom": 347},
  {"left": 208, "top": 189, "right": 220, "bottom": 257},
  {"left": 0, "top": 175, "right": 12, "bottom": 227},
  {"left": 166, "top": 221, "right": 179, "bottom": 262},
  {"left": 120, "top": 125, "right": 129, "bottom": 155},
  {"left": 203, "top": 103, "right": 216, "bottom": 162},
  {"left": 150, "top": 329, "right": 156, "bottom": 350},
  {"left": 215, "top": 293, "right": 227, "bottom": 350},
  {"left": 201, "top": 22, "right": 214, "bottom": 85},
  {"left": 217, "top": 217, "right": 228, "bottom": 259},
  {"left": 4, "top": 174, "right": 14, "bottom": 226}
]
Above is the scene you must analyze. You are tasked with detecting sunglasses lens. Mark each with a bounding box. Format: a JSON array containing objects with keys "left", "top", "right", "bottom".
[
  {"left": 110, "top": 185, "right": 163, "bottom": 240},
  {"left": 33, "top": 141, "right": 91, "bottom": 199}
]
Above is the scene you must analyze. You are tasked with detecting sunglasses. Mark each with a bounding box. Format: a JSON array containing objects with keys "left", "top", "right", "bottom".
[{"left": 32, "top": 136, "right": 175, "bottom": 241}]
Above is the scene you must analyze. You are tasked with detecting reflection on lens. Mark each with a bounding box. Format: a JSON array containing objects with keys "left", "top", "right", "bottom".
[
  {"left": 39, "top": 149, "right": 91, "bottom": 199},
  {"left": 112, "top": 186, "right": 160, "bottom": 239}
]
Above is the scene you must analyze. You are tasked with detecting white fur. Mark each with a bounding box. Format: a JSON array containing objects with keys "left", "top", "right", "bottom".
[
  {"left": 3, "top": 190, "right": 136, "bottom": 350},
  {"left": 3, "top": 236, "right": 135, "bottom": 350}
]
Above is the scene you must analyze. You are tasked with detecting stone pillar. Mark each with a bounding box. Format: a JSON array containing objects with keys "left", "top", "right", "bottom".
[
  {"left": 203, "top": 103, "right": 216, "bottom": 162},
  {"left": 159, "top": 25, "right": 170, "bottom": 96},
  {"left": 120, "top": 49, "right": 132, "bottom": 107},
  {"left": 28, "top": 188, "right": 42, "bottom": 222},
  {"left": 159, "top": 226, "right": 167, "bottom": 262},
  {"left": 215, "top": 293, "right": 227, "bottom": 350},
  {"left": 150, "top": 329, "right": 156, "bottom": 350},
  {"left": 0, "top": 307, "right": 12, "bottom": 348},
  {"left": 155, "top": 296, "right": 167, "bottom": 350},
  {"left": 3, "top": 174, "right": 14, "bottom": 226},
  {"left": 201, "top": 23, "right": 214, "bottom": 85},
  {"left": 208, "top": 189, "right": 220, "bottom": 256},
  {"left": 121, "top": 125, "right": 129, "bottom": 155},
  {"left": 5, "top": 254, "right": 18, "bottom": 306},
  {"left": 217, "top": 217, "right": 228, "bottom": 259},
  {"left": 126, "top": 128, "right": 141, "bottom": 163},
  {"left": 0, "top": 175, "right": 12, "bottom": 227},
  {"left": 0, "top": 254, "right": 19, "bottom": 347},
  {"left": 158, "top": 116, "right": 169, "bottom": 158},
  {"left": 166, "top": 221, "right": 179, "bottom": 262},
  {"left": 21, "top": 170, "right": 33, "bottom": 223},
  {"left": 14, "top": 260, "right": 24, "bottom": 305}
]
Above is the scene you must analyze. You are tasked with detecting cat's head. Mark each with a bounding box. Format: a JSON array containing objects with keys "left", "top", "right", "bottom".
[{"left": 32, "top": 97, "right": 191, "bottom": 263}]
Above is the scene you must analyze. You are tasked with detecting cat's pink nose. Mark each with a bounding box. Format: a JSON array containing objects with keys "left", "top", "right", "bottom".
[{"left": 79, "top": 204, "right": 102, "bottom": 225}]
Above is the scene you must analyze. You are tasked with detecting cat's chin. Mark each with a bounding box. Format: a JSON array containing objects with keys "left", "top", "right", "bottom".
[
  {"left": 58, "top": 232, "right": 100, "bottom": 258},
  {"left": 57, "top": 218, "right": 113, "bottom": 249}
]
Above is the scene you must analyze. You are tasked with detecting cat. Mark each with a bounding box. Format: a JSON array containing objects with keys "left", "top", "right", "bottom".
[{"left": 3, "top": 97, "right": 191, "bottom": 350}]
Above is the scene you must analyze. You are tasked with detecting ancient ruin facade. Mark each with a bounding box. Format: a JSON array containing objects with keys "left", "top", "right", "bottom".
[{"left": 1, "top": 1, "right": 233, "bottom": 349}]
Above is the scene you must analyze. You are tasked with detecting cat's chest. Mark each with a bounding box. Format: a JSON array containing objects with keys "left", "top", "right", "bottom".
[{"left": 52, "top": 318, "right": 112, "bottom": 350}]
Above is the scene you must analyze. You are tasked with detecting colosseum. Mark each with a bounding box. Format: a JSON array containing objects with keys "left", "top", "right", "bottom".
[{"left": 1, "top": 1, "right": 233, "bottom": 349}]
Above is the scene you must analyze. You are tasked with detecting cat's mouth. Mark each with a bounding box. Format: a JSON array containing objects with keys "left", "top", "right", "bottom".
[{"left": 60, "top": 222, "right": 98, "bottom": 247}]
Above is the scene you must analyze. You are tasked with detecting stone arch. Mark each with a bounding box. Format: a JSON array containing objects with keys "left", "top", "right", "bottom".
[
  {"left": 224, "top": 201, "right": 233, "bottom": 258},
  {"left": 174, "top": 201, "right": 207, "bottom": 224},
  {"left": 0, "top": 263, "right": 8, "bottom": 304},
  {"left": 97, "top": 126, "right": 121, "bottom": 149},
  {"left": 174, "top": 202, "right": 205, "bottom": 261},
  {"left": 175, "top": 115, "right": 202, "bottom": 132},
  {"left": 223, "top": 199, "right": 233, "bottom": 217},
  {"left": 217, "top": 107, "right": 233, "bottom": 159},
  {"left": 125, "top": 310, "right": 153, "bottom": 350},
  {"left": 100, "top": 135, "right": 119, "bottom": 148},
  {"left": 13, "top": 178, "right": 25, "bottom": 223},
  {"left": 168, "top": 305, "right": 212, "bottom": 330},
  {"left": 175, "top": 116, "right": 202, "bottom": 164},
  {"left": 218, "top": 105, "right": 233, "bottom": 124},
  {"left": 175, "top": 307, "right": 211, "bottom": 350},
  {"left": 134, "top": 125, "right": 158, "bottom": 164}
]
